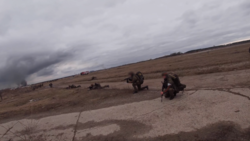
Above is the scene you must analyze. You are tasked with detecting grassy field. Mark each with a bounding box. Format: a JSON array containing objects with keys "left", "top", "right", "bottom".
[
  {"left": 0, "top": 42, "right": 250, "bottom": 122},
  {"left": 57, "top": 42, "right": 250, "bottom": 84}
]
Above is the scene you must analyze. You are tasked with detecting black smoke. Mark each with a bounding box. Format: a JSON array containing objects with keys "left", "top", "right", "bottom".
[{"left": 0, "top": 51, "right": 73, "bottom": 88}]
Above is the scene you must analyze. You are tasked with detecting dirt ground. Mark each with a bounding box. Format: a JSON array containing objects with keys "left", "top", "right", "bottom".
[{"left": 0, "top": 43, "right": 250, "bottom": 141}]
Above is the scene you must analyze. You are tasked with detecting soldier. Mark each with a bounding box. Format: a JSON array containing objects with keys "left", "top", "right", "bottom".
[
  {"left": 67, "top": 85, "right": 81, "bottom": 89},
  {"left": 88, "top": 83, "right": 109, "bottom": 90},
  {"left": 161, "top": 72, "right": 186, "bottom": 100},
  {"left": 91, "top": 77, "right": 97, "bottom": 80},
  {"left": 49, "top": 83, "right": 53, "bottom": 88},
  {"left": 89, "top": 84, "right": 94, "bottom": 90},
  {"left": 127, "top": 72, "right": 148, "bottom": 94}
]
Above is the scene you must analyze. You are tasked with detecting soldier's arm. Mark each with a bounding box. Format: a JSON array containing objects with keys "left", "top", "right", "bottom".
[{"left": 126, "top": 77, "right": 133, "bottom": 83}]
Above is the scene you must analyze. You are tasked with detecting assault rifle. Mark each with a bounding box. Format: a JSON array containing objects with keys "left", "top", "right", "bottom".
[{"left": 121, "top": 77, "right": 132, "bottom": 83}]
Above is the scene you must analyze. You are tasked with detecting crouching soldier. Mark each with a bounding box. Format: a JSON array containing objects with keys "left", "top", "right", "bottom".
[
  {"left": 127, "top": 72, "right": 148, "bottom": 94},
  {"left": 161, "top": 72, "right": 186, "bottom": 100},
  {"left": 49, "top": 83, "right": 53, "bottom": 88}
]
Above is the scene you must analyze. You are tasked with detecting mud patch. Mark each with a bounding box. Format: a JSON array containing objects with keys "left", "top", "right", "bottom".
[{"left": 79, "top": 121, "right": 250, "bottom": 141}]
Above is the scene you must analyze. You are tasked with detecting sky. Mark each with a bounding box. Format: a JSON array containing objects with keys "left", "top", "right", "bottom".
[{"left": 0, "top": 0, "right": 250, "bottom": 88}]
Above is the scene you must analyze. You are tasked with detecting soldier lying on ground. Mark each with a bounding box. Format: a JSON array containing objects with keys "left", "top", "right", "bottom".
[
  {"left": 90, "top": 77, "right": 97, "bottom": 80},
  {"left": 32, "top": 83, "right": 44, "bottom": 90},
  {"left": 126, "top": 72, "right": 148, "bottom": 94},
  {"left": 49, "top": 83, "right": 53, "bottom": 88},
  {"left": 161, "top": 72, "right": 186, "bottom": 100},
  {"left": 88, "top": 83, "right": 109, "bottom": 90},
  {"left": 66, "top": 85, "right": 81, "bottom": 89}
]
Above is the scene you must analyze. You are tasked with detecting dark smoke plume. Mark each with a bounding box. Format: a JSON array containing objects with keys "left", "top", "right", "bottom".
[{"left": 0, "top": 51, "right": 73, "bottom": 89}]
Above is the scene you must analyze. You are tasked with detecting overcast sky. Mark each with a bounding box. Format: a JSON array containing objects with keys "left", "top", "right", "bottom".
[{"left": 0, "top": 0, "right": 250, "bottom": 88}]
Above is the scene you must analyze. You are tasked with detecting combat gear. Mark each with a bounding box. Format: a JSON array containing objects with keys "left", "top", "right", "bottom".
[
  {"left": 136, "top": 71, "right": 144, "bottom": 84},
  {"left": 122, "top": 77, "right": 132, "bottom": 82},
  {"left": 127, "top": 71, "right": 148, "bottom": 93},
  {"left": 161, "top": 73, "right": 186, "bottom": 101}
]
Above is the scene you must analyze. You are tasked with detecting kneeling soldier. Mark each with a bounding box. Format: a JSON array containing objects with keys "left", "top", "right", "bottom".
[{"left": 127, "top": 72, "right": 148, "bottom": 94}]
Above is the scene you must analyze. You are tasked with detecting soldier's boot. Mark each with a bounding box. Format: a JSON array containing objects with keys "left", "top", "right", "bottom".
[
  {"left": 174, "top": 91, "right": 177, "bottom": 96},
  {"left": 169, "top": 89, "right": 175, "bottom": 100},
  {"left": 133, "top": 84, "right": 138, "bottom": 94},
  {"left": 140, "top": 86, "right": 148, "bottom": 90}
]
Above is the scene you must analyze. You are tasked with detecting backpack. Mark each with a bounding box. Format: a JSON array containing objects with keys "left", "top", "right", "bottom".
[{"left": 136, "top": 71, "right": 144, "bottom": 84}]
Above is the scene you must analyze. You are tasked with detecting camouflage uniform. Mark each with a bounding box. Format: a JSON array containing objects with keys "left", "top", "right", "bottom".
[
  {"left": 89, "top": 83, "right": 109, "bottom": 90},
  {"left": 128, "top": 72, "right": 148, "bottom": 93},
  {"left": 162, "top": 73, "right": 186, "bottom": 100}
]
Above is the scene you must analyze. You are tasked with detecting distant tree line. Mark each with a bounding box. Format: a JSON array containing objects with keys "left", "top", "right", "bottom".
[{"left": 186, "top": 39, "right": 250, "bottom": 54}]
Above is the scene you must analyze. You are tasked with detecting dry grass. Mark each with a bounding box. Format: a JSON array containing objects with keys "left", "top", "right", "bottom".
[
  {"left": 0, "top": 43, "right": 250, "bottom": 122},
  {"left": 0, "top": 87, "right": 134, "bottom": 122},
  {"left": 56, "top": 43, "right": 250, "bottom": 85}
]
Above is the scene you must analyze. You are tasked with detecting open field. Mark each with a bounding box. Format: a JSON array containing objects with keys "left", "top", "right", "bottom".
[{"left": 0, "top": 43, "right": 250, "bottom": 141}]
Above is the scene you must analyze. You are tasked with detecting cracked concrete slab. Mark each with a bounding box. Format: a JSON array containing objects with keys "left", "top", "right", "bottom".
[
  {"left": 0, "top": 112, "right": 79, "bottom": 141},
  {"left": 0, "top": 88, "right": 250, "bottom": 140},
  {"left": 75, "top": 89, "right": 250, "bottom": 139},
  {"left": 230, "top": 88, "right": 250, "bottom": 98}
]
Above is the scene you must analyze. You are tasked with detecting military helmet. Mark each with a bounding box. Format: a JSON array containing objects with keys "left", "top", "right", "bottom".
[
  {"left": 128, "top": 71, "right": 134, "bottom": 75},
  {"left": 162, "top": 72, "right": 168, "bottom": 76}
]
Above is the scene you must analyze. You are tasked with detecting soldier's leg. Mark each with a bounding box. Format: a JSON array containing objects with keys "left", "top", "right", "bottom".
[
  {"left": 138, "top": 84, "right": 148, "bottom": 91},
  {"left": 163, "top": 88, "right": 170, "bottom": 98},
  {"left": 168, "top": 88, "right": 175, "bottom": 100},
  {"left": 132, "top": 83, "right": 138, "bottom": 93}
]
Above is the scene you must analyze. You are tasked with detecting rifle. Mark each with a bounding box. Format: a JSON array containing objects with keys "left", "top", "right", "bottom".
[
  {"left": 161, "top": 81, "right": 171, "bottom": 102},
  {"left": 121, "top": 78, "right": 132, "bottom": 83}
]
